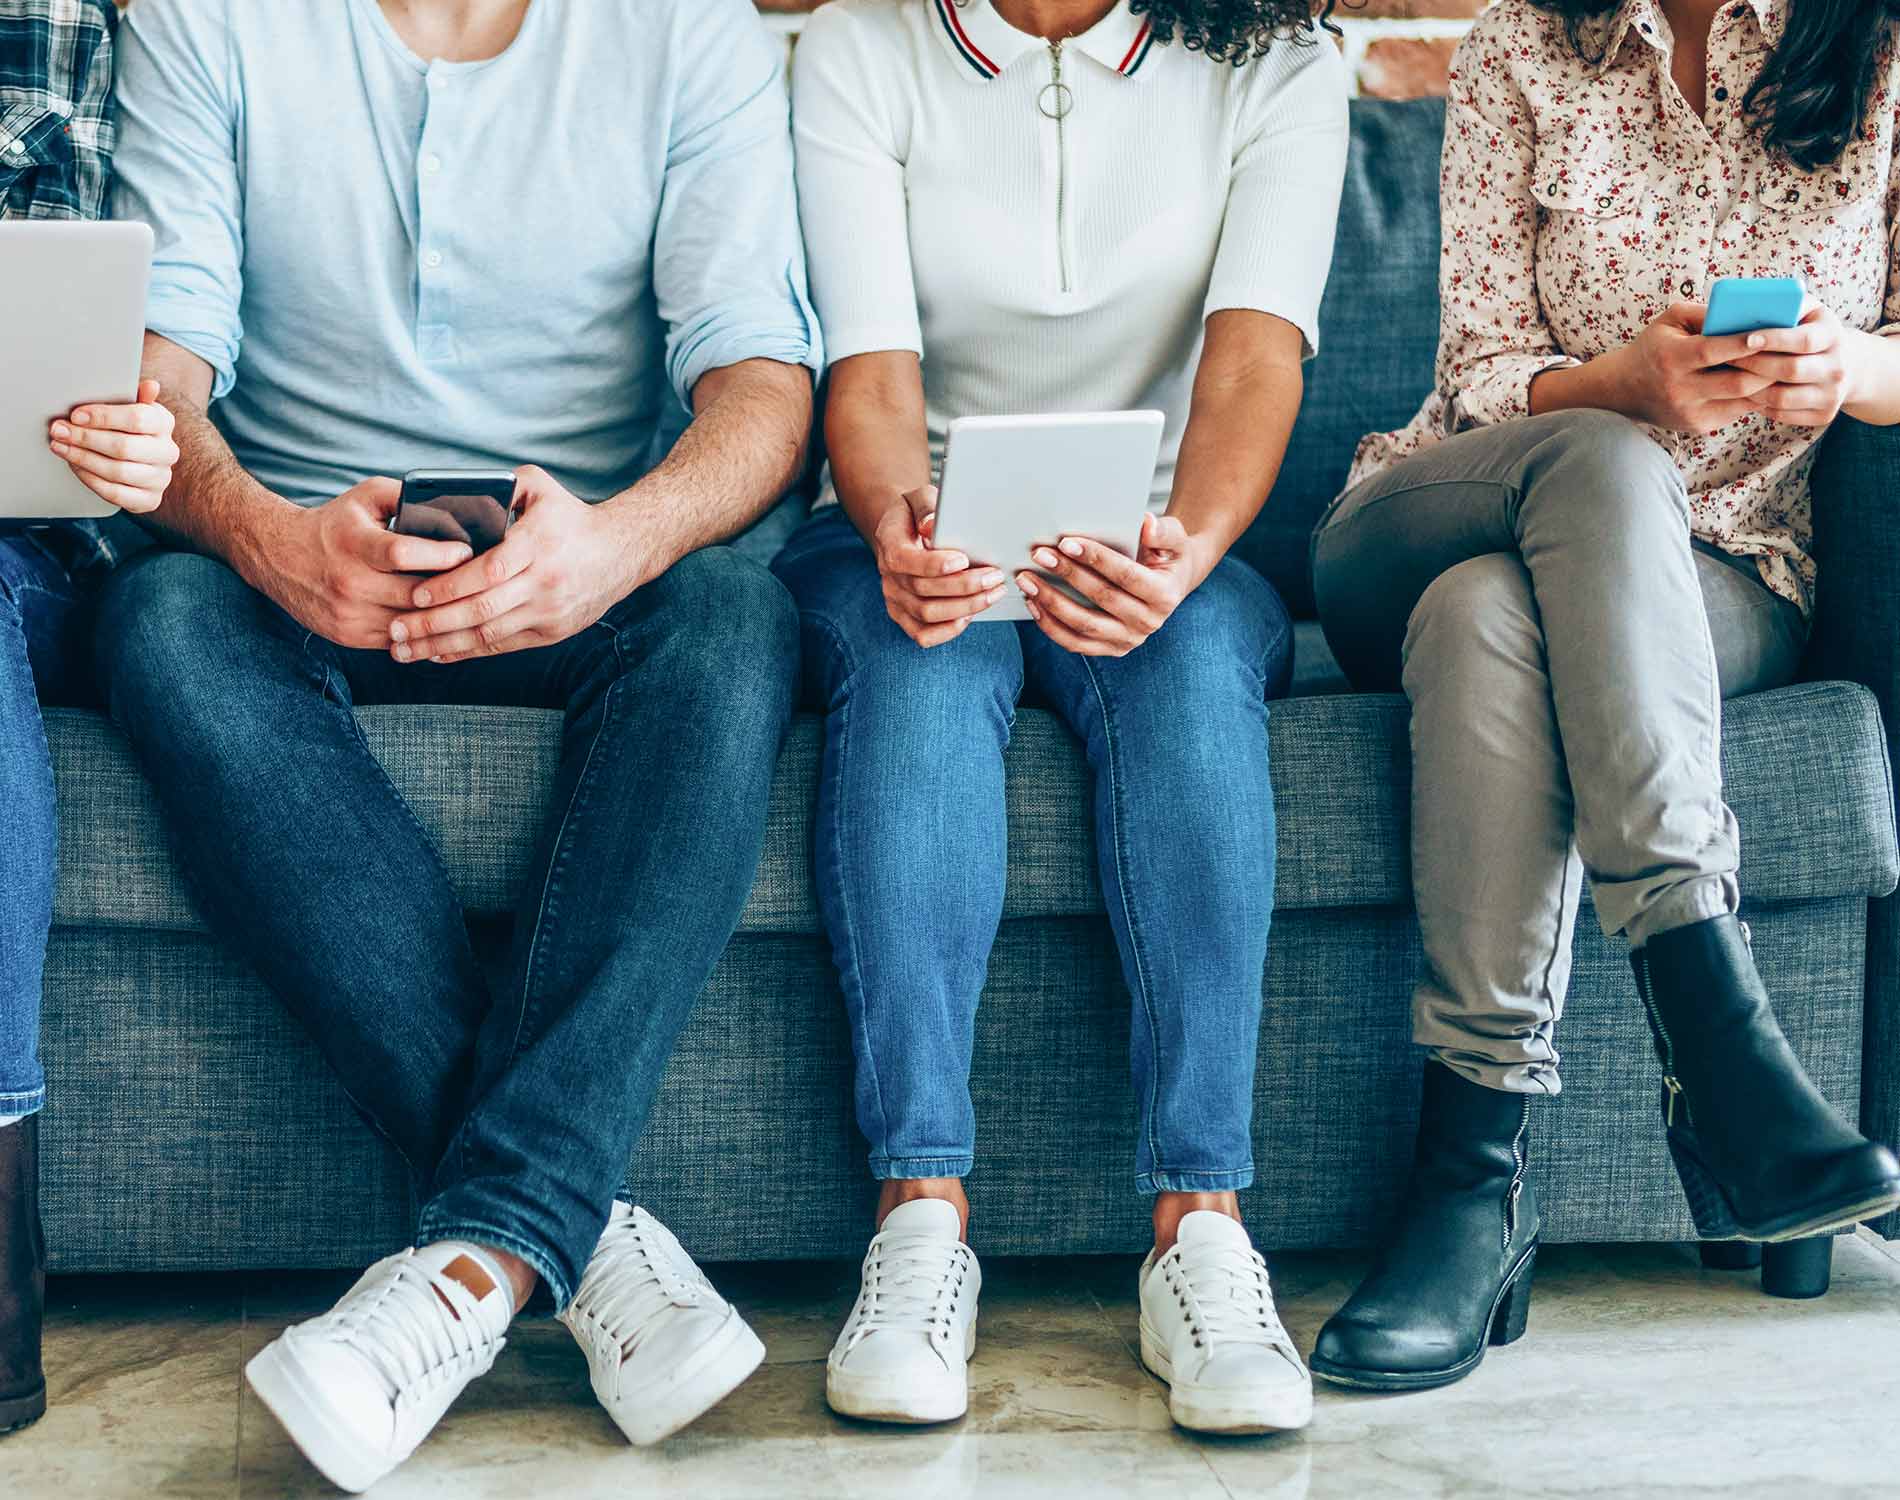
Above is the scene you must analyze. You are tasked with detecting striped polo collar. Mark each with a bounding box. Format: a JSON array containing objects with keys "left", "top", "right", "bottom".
[{"left": 929, "top": 0, "right": 1157, "bottom": 83}]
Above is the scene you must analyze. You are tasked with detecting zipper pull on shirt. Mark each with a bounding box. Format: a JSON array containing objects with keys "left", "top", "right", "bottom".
[{"left": 1039, "top": 40, "right": 1073, "bottom": 121}]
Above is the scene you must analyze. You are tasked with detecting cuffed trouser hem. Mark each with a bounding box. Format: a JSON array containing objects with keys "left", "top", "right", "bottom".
[
  {"left": 0, "top": 1088, "right": 44, "bottom": 1117},
  {"left": 1139, "top": 1166, "right": 1254, "bottom": 1195},
  {"left": 1427, "top": 1046, "right": 1563, "bottom": 1097},
  {"left": 873, "top": 1154, "right": 975, "bottom": 1181},
  {"left": 413, "top": 1219, "right": 573, "bottom": 1314},
  {"left": 1619, "top": 874, "right": 1736, "bottom": 952}
]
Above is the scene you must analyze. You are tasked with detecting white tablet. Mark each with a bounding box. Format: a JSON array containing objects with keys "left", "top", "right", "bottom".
[
  {"left": 0, "top": 221, "right": 154, "bottom": 521},
  {"left": 931, "top": 410, "right": 1165, "bottom": 623}
]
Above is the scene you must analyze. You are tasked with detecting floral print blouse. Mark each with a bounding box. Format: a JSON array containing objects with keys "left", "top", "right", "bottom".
[{"left": 1350, "top": 0, "right": 1900, "bottom": 614}]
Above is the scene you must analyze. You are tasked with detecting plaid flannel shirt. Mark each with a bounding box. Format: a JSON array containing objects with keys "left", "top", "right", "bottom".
[{"left": 1, "top": 0, "right": 127, "bottom": 579}]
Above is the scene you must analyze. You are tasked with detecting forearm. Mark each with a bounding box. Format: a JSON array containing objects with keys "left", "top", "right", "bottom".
[
  {"left": 1844, "top": 330, "right": 1900, "bottom": 425},
  {"left": 1166, "top": 312, "right": 1305, "bottom": 587},
  {"left": 597, "top": 358, "right": 812, "bottom": 590},
  {"left": 827, "top": 354, "right": 933, "bottom": 543},
  {"left": 1528, "top": 348, "right": 1637, "bottom": 421},
  {"left": 136, "top": 334, "right": 300, "bottom": 587}
]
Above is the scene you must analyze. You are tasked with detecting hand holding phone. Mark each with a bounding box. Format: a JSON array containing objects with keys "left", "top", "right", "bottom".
[{"left": 391, "top": 469, "right": 519, "bottom": 557}]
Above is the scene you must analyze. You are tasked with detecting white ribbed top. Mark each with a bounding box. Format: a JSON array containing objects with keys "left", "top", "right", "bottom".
[{"left": 791, "top": 0, "right": 1350, "bottom": 506}]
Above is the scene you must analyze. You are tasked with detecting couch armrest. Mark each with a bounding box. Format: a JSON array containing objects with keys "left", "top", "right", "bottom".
[{"left": 1811, "top": 416, "right": 1900, "bottom": 1236}]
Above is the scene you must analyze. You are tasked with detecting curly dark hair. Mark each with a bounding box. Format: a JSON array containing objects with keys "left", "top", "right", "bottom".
[
  {"left": 1530, "top": 0, "right": 1900, "bottom": 170},
  {"left": 1129, "top": 0, "right": 1351, "bottom": 63}
]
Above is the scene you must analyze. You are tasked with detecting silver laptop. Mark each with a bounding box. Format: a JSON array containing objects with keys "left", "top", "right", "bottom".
[{"left": 0, "top": 220, "right": 154, "bottom": 520}]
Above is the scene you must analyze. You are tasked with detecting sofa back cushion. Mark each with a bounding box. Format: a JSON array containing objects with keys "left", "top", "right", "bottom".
[{"left": 1235, "top": 97, "right": 1447, "bottom": 618}]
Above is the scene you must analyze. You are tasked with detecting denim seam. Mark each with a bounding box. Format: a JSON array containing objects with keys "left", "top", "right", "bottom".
[
  {"left": 1076, "top": 652, "right": 1166, "bottom": 1178},
  {"left": 1138, "top": 1166, "right": 1255, "bottom": 1194},
  {"left": 873, "top": 1154, "right": 976, "bottom": 1180},
  {"left": 502, "top": 641, "right": 626, "bottom": 1080},
  {"left": 412, "top": 1218, "right": 572, "bottom": 1312},
  {"left": 0, "top": 1088, "right": 45, "bottom": 1109},
  {"left": 803, "top": 608, "right": 897, "bottom": 1164}
]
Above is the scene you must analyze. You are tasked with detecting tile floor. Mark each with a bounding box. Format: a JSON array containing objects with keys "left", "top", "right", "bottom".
[{"left": 8, "top": 1233, "right": 1900, "bottom": 1498}]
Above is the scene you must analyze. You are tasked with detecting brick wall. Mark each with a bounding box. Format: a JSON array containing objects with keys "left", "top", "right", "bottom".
[{"left": 755, "top": 0, "right": 1485, "bottom": 98}]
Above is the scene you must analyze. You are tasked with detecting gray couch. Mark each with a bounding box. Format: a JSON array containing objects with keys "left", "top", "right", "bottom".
[{"left": 36, "top": 100, "right": 1900, "bottom": 1274}]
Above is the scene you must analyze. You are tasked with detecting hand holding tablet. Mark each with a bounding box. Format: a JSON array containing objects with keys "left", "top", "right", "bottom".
[{"left": 929, "top": 411, "right": 1166, "bottom": 623}]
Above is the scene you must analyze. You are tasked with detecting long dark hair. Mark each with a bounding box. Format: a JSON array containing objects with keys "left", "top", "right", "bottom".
[
  {"left": 1129, "top": 1, "right": 1347, "bottom": 63},
  {"left": 1531, "top": 0, "right": 1900, "bottom": 170}
]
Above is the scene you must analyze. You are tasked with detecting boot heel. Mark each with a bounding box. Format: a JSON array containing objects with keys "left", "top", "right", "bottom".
[
  {"left": 1761, "top": 1237, "right": 1833, "bottom": 1300},
  {"left": 1488, "top": 1248, "right": 1535, "bottom": 1347},
  {"left": 1666, "top": 1132, "right": 1744, "bottom": 1239}
]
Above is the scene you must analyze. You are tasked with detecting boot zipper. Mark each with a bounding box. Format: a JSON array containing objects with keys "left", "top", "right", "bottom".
[
  {"left": 1634, "top": 956, "right": 1687, "bottom": 1127},
  {"left": 1039, "top": 41, "right": 1074, "bottom": 294},
  {"left": 1503, "top": 1095, "right": 1530, "bottom": 1252}
]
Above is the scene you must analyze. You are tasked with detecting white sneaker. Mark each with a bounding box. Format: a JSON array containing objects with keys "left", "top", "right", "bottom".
[
  {"left": 1138, "top": 1211, "right": 1312, "bottom": 1434},
  {"left": 558, "top": 1202, "right": 764, "bottom": 1445},
  {"left": 826, "top": 1198, "right": 980, "bottom": 1424},
  {"left": 244, "top": 1245, "right": 513, "bottom": 1493}
]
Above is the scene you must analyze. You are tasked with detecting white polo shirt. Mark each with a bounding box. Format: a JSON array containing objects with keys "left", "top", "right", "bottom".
[{"left": 792, "top": 0, "right": 1349, "bottom": 507}]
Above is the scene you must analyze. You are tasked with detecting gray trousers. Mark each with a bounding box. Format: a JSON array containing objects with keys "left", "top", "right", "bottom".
[{"left": 1312, "top": 411, "right": 1808, "bottom": 1093}]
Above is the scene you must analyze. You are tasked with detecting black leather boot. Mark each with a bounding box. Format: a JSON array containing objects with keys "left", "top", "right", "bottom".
[
  {"left": 1, "top": 1114, "right": 47, "bottom": 1434},
  {"left": 1632, "top": 914, "right": 1900, "bottom": 1243},
  {"left": 1310, "top": 1061, "right": 1539, "bottom": 1391}
]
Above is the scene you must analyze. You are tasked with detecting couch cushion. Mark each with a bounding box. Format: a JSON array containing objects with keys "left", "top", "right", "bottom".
[
  {"left": 47, "top": 679, "right": 1897, "bottom": 933},
  {"left": 1235, "top": 96, "right": 1446, "bottom": 619}
]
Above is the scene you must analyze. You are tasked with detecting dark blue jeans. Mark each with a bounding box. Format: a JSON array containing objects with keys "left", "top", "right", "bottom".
[
  {"left": 97, "top": 547, "right": 797, "bottom": 1308},
  {"left": 0, "top": 535, "right": 94, "bottom": 1121},
  {"left": 774, "top": 509, "right": 1292, "bottom": 1194}
]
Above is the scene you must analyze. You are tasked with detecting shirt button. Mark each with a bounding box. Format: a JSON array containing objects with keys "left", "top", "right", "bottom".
[
  {"left": 1680, "top": 279, "right": 1695, "bottom": 297},
  {"left": 424, "top": 250, "right": 444, "bottom": 270},
  {"left": 423, "top": 154, "right": 442, "bottom": 174},
  {"left": 1696, "top": 184, "right": 1711, "bottom": 199},
  {"left": 1714, "top": 87, "right": 1730, "bottom": 102}
]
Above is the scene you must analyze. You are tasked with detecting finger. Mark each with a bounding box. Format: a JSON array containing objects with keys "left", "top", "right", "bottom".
[
  {"left": 1688, "top": 331, "right": 1783, "bottom": 370},
  {"left": 48, "top": 423, "right": 151, "bottom": 462},
  {"left": 390, "top": 573, "right": 537, "bottom": 653},
  {"left": 1750, "top": 384, "right": 1838, "bottom": 419},
  {"left": 1020, "top": 573, "right": 1139, "bottom": 649},
  {"left": 1024, "top": 596, "right": 1118, "bottom": 656},
  {"left": 1693, "top": 367, "right": 1778, "bottom": 401},
  {"left": 1731, "top": 352, "right": 1833, "bottom": 384},
  {"left": 902, "top": 484, "right": 940, "bottom": 527},
  {"left": 70, "top": 469, "right": 163, "bottom": 515},
  {"left": 1142, "top": 513, "right": 1190, "bottom": 558},
  {"left": 1660, "top": 302, "right": 1708, "bottom": 334},
  {"left": 1732, "top": 323, "right": 1831, "bottom": 359},
  {"left": 912, "top": 615, "right": 974, "bottom": 650},
  {"left": 405, "top": 604, "right": 539, "bottom": 663},
  {"left": 1029, "top": 547, "right": 1156, "bottom": 629},
  {"left": 885, "top": 540, "right": 970, "bottom": 579},
  {"left": 407, "top": 533, "right": 530, "bottom": 603},
  {"left": 906, "top": 566, "right": 1006, "bottom": 600},
  {"left": 53, "top": 442, "right": 171, "bottom": 492},
  {"left": 68, "top": 400, "right": 171, "bottom": 436},
  {"left": 1051, "top": 536, "right": 1165, "bottom": 604},
  {"left": 893, "top": 580, "right": 1008, "bottom": 625},
  {"left": 136, "top": 378, "right": 162, "bottom": 406},
  {"left": 356, "top": 476, "right": 406, "bottom": 521}
]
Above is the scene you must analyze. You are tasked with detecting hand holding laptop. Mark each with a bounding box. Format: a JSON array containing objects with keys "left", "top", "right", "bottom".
[{"left": 47, "top": 377, "right": 179, "bottom": 516}]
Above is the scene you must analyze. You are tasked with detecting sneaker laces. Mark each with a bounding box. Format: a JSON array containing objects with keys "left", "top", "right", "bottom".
[
  {"left": 1164, "top": 1241, "right": 1293, "bottom": 1355},
  {"left": 573, "top": 1210, "right": 712, "bottom": 1361},
  {"left": 314, "top": 1254, "right": 501, "bottom": 1404},
  {"left": 846, "top": 1232, "right": 973, "bottom": 1348}
]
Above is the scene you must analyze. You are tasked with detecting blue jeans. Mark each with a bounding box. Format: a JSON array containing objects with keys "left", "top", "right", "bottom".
[
  {"left": 774, "top": 509, "right": 1292, "bottom": 1194},
  {"left": 0, "top": 535, "right": 94, "bottom": 1121},
  {"left": 97, "top": 547, "right": 797, "bottom": 1308}
]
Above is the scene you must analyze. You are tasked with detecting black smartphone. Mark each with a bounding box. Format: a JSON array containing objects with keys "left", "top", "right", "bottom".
[{"left": 391, "top": 469, "right": 519, "bottom": 555}]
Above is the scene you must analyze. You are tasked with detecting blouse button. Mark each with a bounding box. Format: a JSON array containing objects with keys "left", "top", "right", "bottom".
[
  {"left": 1679, "top": 279, "right": 1695, "bottom": 297},
  {"left": 1785, "top": 189, "right": 1801, "bottom": 204},
  {"left": 1714, "top": 87, "right": 1730, "bottom": 102},
  {"left": 1598, "top": 195, "right": 1613, "bottom": 208},
  {"left": 1696, "top": 185, "right": 1711, "bottom": 199},
  {"left": 1837, "top": 181, "right": 1851, "bottom": 197}
]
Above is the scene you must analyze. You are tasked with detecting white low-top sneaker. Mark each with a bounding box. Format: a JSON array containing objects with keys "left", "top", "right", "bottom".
[
  {"left": 1138, "top": 1210, "right": 1313, "bottom": 1435},
  {"left": 826, "top": 1197, "right": 980, "bottom": 1425},
  {"left": 558, "top": 1202, "right": 765, "bottom": 1445},
  {"left": 245, "top": 1245, "right": 513, "bottom": 1493}
]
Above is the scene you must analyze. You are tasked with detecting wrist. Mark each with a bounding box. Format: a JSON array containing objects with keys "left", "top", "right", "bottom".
[
  {"left": 228, "top": 495, "right": 304, "bottom": 596},
  {"left": 1840, "top": 328, "right": 1881, "bottom": 413}
]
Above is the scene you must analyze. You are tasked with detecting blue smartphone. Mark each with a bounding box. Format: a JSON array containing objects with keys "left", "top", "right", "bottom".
[{"left": 1703, "top": 277, "right": 1806, "bottom": 338}]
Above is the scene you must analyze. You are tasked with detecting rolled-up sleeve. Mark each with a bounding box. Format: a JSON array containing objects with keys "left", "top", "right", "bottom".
[
  {"left": 1204, "top": 36, "right": 1350, "bottom": 360},
  {"left": 111, "top": 0, "right": 244, "bottom": 401},
  {"left": 1434, "top": 31, "right": 1578, "bottom": 429},
  {"left": 653, "top": 0, "right": 821, "bottom": 410},
  {"left": 790, "top": 4, "right": 922, "bottom": 364}
]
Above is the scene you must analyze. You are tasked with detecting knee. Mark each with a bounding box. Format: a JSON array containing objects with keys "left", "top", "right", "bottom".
[
  {"left": 1525, "top": 409, "right": 1687, "bottom": 520},
  {"left": 842, "top": 618, "right": 1023, "bottom": 734},
  {"left": 640, "top": 547, "right": 799, "bottom": 701},
  {"left": 97, "top": 552, "right": 254, "bottom": 713},
  {"left": 1158, "top": 562, "right": 1294, "bottom": 699},
  {"left": 1402, "top": 554, "right": 1541, "bottom": 677}
]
